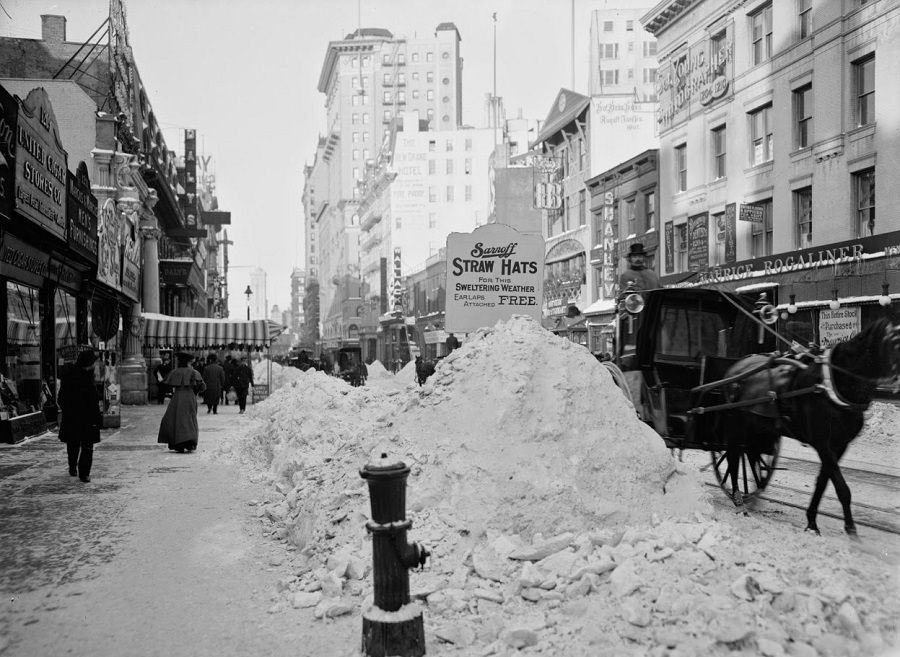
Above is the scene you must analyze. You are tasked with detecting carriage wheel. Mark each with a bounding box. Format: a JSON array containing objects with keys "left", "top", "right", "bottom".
[{"left": 710, "top": 437, "right": 780, "bottom": 506}]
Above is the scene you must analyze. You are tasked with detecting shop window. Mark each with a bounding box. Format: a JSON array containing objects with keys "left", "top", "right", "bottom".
[
  {"left": 3, "top": 282, "right": 44, "bottom": 417},
  {"left": 750, "top": 198, "right": 773, "bottom": 257},
  {"left": 794, "top": 186, "right": 812, "bottom": 247},
  {"left": 854, "top": 168, "right": 875, "bottom": 237}
]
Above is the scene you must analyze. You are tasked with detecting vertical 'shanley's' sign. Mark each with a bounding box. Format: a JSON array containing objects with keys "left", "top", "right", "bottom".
[{"left": 445, "top": 223, "right": 544, "bottom": 333}]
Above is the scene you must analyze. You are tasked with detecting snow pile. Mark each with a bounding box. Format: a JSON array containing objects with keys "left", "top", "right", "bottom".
[
  {"left": 365, "top": 360, "right": 392, "bottom": 380},
  {"left": 252, "top": 359, "right": 305, "bottom": 391},
  {"left": 854, "top": 401, "right": 900, "bottom": 468}
]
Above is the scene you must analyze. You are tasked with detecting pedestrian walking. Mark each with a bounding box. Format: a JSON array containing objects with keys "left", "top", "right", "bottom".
[
  {"left": 152, "top": 351, "right": 173, "bottom": 404},
  {"left": 201, "top": 354, "right": 227, "bottom": 415},
  {"left": 157, "top": 352, "right": 206, "bottom": 453},
  {"left": 222, "top": 354, "right": 235, "bottom": 405},
  {"left": 445, "top": 332, "right": 461, "bottom": 354},
  {"left": 58, "top": 350, "right": 102, "bottom": 483},
  {"left": 232, "top": 355, "right": 254, "bottom": 414}
]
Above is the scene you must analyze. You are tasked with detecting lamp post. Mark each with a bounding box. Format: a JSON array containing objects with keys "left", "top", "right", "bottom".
[{"left": 245, "top": 285, "right": 253, "bottom": 320}]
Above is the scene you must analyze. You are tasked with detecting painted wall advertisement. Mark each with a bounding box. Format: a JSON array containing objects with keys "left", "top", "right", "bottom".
[
  {"left": 445, "top": 223, "right": 544, "bottom": 332},
  {"left": 819, "top": 307, "right": 861, "bottom": 348},
  {"left": 532, "top": 155, "right": 562, "bottom": 210},
  {"left": 96, "top": 198, "right": 122, "bottom": 291},
  {"left": 724, "top": 203, "right": 737, "bottom": 264},
  {"left": 589, "top": 96, "right": 659, "bottom": 175},
  {"left": 687, "top": 212, "right": 709, "bottom": 272},
  {"left": 656, "top": 24, "right": 734, "bottom": 129},
  {"left": 14, "top": 88, "right": 68, "bottom": 240}
]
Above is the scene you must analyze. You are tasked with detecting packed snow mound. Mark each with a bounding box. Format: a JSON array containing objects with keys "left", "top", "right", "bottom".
[
  {"left": 385, "top": 315, "right": 709, "bottom": 537},
  {"left": 366, "top": 359, "right": 392, "bottom": 380},
  {"left": 252, "top": 359, "right": 304, "bottom": 390}
]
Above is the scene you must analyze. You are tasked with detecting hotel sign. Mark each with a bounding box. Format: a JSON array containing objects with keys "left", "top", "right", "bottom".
[
  {"left": 14, "top": 88, "right": 68, "bottom": 240},
  {"left": 657, "top": 25, "right": 734, "bottom": 128}
]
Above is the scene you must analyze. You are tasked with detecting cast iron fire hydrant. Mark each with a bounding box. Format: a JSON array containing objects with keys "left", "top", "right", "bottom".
[{"left": 360, "top": 453, "right": 429, "bottom": 657}]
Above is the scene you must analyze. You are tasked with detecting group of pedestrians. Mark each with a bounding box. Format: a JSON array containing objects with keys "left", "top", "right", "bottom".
[{"left": 59, "top": 349, "right": 256, "bottom": 480}]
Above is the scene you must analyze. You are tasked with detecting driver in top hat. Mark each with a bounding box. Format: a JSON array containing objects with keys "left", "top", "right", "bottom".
[{"left": 618, "top": 243, "right": 660, "bottom": 293}]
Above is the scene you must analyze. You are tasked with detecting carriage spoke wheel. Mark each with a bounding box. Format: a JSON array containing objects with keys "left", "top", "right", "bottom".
[{"left": 710, "top": 438, "right": 780, "bottom": 506}]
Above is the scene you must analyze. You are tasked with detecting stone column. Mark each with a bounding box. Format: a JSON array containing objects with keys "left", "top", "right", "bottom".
[
  {"left": 140, "top": 198, "right": 163, "bottom": 399},
  {"left": 117, "top": 193, "right": 148, "bottom": 405}
]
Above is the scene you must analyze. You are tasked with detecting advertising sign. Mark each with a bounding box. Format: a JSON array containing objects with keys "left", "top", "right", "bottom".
[
  {"left": 657, "top": 24, "right": 734, "bottom": 129},
  {"left": 532, "top": 155, "right": 562, "bottom": 210},
  {"left": 183, "top": 129, "right": 197, "bottom": 226},
  {"left": 445, "top": 223, "right": 544, "bottom": 332},
  {"left": 664, "top": 221, "right": 674, "bottom": 273},
  {"left": 600, "top": 197, "right": 617, "bottom": 300},
  {"left": 724, "top": 203, "right": 737, "bottom": 263},
  {"left": 14, "top": 88, "right": 68, "bottom": 240},
  {"left": 819, "top": 307, "right": 861, "bottom": 348},
  {"left": 96, "top": 198, "right": 122, "bottom": 291},
  {"left": 687, "top": 212, "right": 709, "bottom": 272},
  {"left": 739, "top": 203, "right": 765, "bottom": 223},
  {"left": 0, "top": 83, "right": 16, "bottom": 222},
  {"left": 392, "top": 247, "right": 403, "bottom": 312},
  {"left": 120, "top": 207, "right": 141, "bottom": 301},
  {"left": 66, "top": 162, "right": 99, "bottom": 264}
]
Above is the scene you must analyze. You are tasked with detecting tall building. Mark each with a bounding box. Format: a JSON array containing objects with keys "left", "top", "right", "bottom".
[
  {"left": 308, "top": 24, "right": 464, "bottom": 341},
  {"left": 290, "top": 267, "right": 306, "bottom": 337},
  {"left": 248, "top": 268, "right": 267, "bottom": 320},
  {"left": 643, "top": 0, "right": 899, "bottom": 342},
  {"left": 589, "top": 3, "right": 658, "bottom": 101}
]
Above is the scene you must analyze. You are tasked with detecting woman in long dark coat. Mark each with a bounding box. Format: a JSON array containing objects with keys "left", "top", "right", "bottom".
[
  {"left": 58, "top": 350, "right": 102, "bottom": 483},
  {"left": 157, "top": 352, "right": 206, "bottom": 453},
  {"left": 201, "top": 354, "right": 226, "bottom": 414}
]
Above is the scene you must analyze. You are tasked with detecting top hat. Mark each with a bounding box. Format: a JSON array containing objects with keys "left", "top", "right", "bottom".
[
  {"left": 174, "top": 352, "right": 194, "bottom": 366},
  {"left": 75, "top": 350, "right": 98, "bottom": 368},
  {"left": 626, "top": 243, "right": 649, "bottom": 257}
]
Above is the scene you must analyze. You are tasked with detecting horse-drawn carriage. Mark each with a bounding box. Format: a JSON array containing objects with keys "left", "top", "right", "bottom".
[{"left": 605, "top": 286, "right": 899, "bottom": 535}]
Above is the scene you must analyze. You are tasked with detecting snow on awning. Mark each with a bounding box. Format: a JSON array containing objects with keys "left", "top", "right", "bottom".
[
  {"left": 141, "top": 313, "right": 285, "bottom": 349},
  {"left": 582, "top": 298, "right": 617, "bottom": 316}
]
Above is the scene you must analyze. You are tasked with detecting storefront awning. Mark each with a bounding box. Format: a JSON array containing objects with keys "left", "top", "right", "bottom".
[{"left": 141, "top": 313, "right": 285, "bottom": 349}]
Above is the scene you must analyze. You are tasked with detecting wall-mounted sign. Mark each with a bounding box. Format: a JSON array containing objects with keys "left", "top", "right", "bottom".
[
  {"left": 120, "top": 207, "right": 141, "bottom": 301},
  {"left": 687, "top": 212, "right": 709, "bottom": 272},
  {"left": 600, "top": 192, "right": 617, "bottom": 299},
  {"left": 819, "top": 307, "right": 861, "bottom": 348},
  {"left": 657, "top": 24, "right": 734, "bottom": 129},
  {"left": 159, "top": 260, "right": 192, "bottom": 286},
  {"left": 664, "top": 222, "right": 674, "bottom": 273},
  {"left": 392, "top": 247, "right": 403, "bottom": 312},
  {"left": 0, "top": 231, "right": 49, "bottom": 287},
  {"left": 532, "top": 155, "right": 562, "bottom": 210},
  {"left": 739, "top": 203, "right": 765, "bottom": 223},
  {"left": 724, "top": 203, "right": 737, "bottom": 263},
  {"left": 182, "top": 128, "right": 197, "bottom": 226},
  {"left": 96, "top": 198, "right": 122, "bottom": 291},
  {"left": 0, "top": 83, "right": 16, "bottom": 222},
  {"left": 14, "top": 88, "right": 68, "bottom": 240},
  {"left": 66, "top": 162, "right": 99, "bottom": 264},
  {"left": 445, "top": 223, "right": 544, "bottom": 332}
]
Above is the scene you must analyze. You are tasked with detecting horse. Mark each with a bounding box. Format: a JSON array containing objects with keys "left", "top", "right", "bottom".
[
  {"left": 721, "top": 318, "right": 900, "bottom": 536},
  {"left": 414, "top": 356, "right": 436, "bottom": 386}
]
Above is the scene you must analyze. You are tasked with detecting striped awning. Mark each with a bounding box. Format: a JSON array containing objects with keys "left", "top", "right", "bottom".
[{"left": 141, "top": 313, "right": 285, "bottom": 349}]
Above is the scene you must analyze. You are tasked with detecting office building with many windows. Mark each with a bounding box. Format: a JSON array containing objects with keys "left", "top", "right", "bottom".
[{"left": 643, "top": 0, "right": 899, "bottom": 346}]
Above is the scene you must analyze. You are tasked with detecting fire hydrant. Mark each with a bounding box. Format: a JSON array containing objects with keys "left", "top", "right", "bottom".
[{"left": 360, "top": 453, "right": 429, "bottom": 657}]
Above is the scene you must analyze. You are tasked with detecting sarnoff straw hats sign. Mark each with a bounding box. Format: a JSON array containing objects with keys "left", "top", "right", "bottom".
[{"left": 445, "top": 223, "right": 544, "bottom": 333}]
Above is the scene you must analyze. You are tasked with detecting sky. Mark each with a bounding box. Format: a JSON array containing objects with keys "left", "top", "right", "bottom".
[{"left": 1, "top": 0, "right": 652, "bottom": 317}]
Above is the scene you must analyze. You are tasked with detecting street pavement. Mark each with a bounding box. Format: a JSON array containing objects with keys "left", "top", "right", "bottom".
[{"left": 0, "top": 401, "right": 357, "bottom": 657}]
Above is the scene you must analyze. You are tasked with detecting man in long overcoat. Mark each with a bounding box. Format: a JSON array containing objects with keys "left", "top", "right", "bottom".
[
  {"left": 232, "top": 355, "right": 254, "bottom": 414},
  {"left": 201, "top": 354, "right": 227, "bottom": 414},
  {"left": 58, "top": 350, "right": 102, "bottom": 482}
]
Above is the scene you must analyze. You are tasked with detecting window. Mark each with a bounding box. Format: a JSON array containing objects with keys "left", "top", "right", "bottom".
[
  {"left": 398, "top": 91, "right": 405, "bottom": 103},
  {"left": 383, "top": 54, "right": 391, "bottom": 65},
  {"left": 643, "top": 68, "right": 657, "bottom": 83},
  {"left": 602, "top": 70, "right": 620, "bottom": 85},
  {"left": 793, "top": 85, "right": 812, "bottom": 149},
  {"left": 363, "top": 149, "right": 370, "bottom": 160},
  {"left": 712, "top": 125, "right": 726, "bottom": 179},
  {"left": 855, "top": 55, "right": 875, "bottom": 127},
  {"left": 446, "top": 186, "right": 454, "bottom": 202},
  {"left": 628, "top": 69, "right": 634, "bottom": 80},
  {"left": 602, "top": 43, "right": 618, "bottom": 59},
  {"left": 412, "top": 72, "right": 419, "bottom": 81},
  {"left": 446, "top": 159, "right": 453, "bottom": 174},
  {"left": 383, "top": 73, "right": 392, "bottom": 85},
  {"left": 465, "top": 158, "right": 472, "bottom": 174},
  {"left": 363, "top": 131, "right": 370, "bottom": 142},
  {"left": 426, "top": 109, "right": 434, "bottom": 122},
  {"left": 799, "top": 0, "right": 812, "bottom": 39},
  {"left": 626, "top": 20, "right": 634, "bottom": 31},
  {"left": 352, "top": 132, "right": 359, "bottom": 143},
  {"left": 398, "top": 53, "right": 405, "bottom": 65},
  {"left": 750, "top": 199, "right": 773, "bottom": 257},
  {"left": 643, "top": 42, "right": 657, "bottom": 57},
  {"left": 383, "top": 91, "right": 392, "bottom": 103},
  {"left": 676, "top": 224, "right": 687, "bottom": 272},
  {"left": 464, "top": 138, "right": 472, "bottom": 151},
  {"left": 411, "top": 52, "right": 419, "bottom": 63},
  {"left": 383, "top": 109, "right": 392, "bottom": 122},
  {"left": 352, "top": 113, "right": 359, "bottom": 124},
  {"left": 429, "top": 186, "right": 437, "bottom": 202},
  {"left": 362, "top": 113, "right": 370, "bottom": 124},
  {"left": 579, "top": 139, "right": 586, "bottom": 171},
  {"left": 426, "top": 52, "right": 433, "bottom": 62},
  {"left": 427, "top": 72, "right": 434, "bottom": 83},
  {"left": 625, "top": 197, "right": 636, "bottom": 232},
  {"left": 352, "top": 95, "right": 359, "bottom": 106},
  {"left": 712, "top": 213, "right": 726, "bottom": 265},
  {"left": 397, "top": 73, "right": 405, "bottom": 84},
  {"left": 675, "top": 143, "right": 687, "bottom": 192},
  {"left": 428, "top": 213, "right": 436, "bottom": 228},
  {"left": 395, "top": 216, "right": 402, "bottom": 229},
  {"left": 352, "top": 149, "right": 359, "bottom": 160},
  {"left": 465, "top": 185, "right": 472, "bottom": 202},
  {"left": 794, "top": 186, "right": 812, "bottom": 247},
  {"left": 645, "top": 191, "right": 656, "bottom": 229},
  {"left": 353, "top": 167, "right": 359, "bottom": 180},
  {"left": 749, "top": 105, "right": 773, "bottom": 165},
  {"left": 750, "top": 4, "right": 773, "bottom": 65},
  {"left": 446, "top": 140, "right": 453, "bottom": 152},
  {"left": 604, "top": 20, "right": 614, "bottom": 31},
  {"left": 412, "top": 89, "right": 420, "bottom": 99},
  {"left": 854, "top": 168, "right": 875, "bottom": 236},
  {"left": 362, "top": 55, "right": 370, "bottom": 66},
  {"left": 427, "top": 90, "right": 435, "bottom": 100},
  {"left": 579, "top": 190, "right": 586, "bottom": 226},
  {"left": 361, "top": 94, "right": 369, "bottom": 105},
  {"left": 428, "top": 160, "right": 436, "bottom": 175},
  {"left": 628, "top": 41, "right": 634, "bottom": 53}
]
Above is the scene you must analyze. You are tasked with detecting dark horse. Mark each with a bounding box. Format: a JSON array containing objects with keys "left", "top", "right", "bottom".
[
  {"left": 722, "top": 318, "right": 900, "bottom": 535},
  {"left": 414, "top": 356, "right": 436, "bottom": 386}
]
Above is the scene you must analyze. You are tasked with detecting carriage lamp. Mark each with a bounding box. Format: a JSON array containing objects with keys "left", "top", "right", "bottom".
[
  {"left": 828, "top": 288, "right": 841, "bottom": 311},
  {"left": 879, "top": 283, "right": 892, "bottom": 307},
  {"left": 623, "top": 293, "right": 645, "bottom": 314},
  {"left": 787, "top": 294, "right": 798, "bottom": 315}
]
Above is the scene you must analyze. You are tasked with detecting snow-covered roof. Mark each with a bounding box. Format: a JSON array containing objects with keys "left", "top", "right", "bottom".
[{"left": 581, "top": 298, "right": 617, "bottom": 315}]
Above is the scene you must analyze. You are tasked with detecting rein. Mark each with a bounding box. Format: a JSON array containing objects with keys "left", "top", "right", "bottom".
[{"left": 818, "top": 349, "right": 871, "bottom": 412}]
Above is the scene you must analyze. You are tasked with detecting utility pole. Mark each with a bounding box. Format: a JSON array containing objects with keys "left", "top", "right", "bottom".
[
  {"left": 492, "top": 12, "right": 498, "bottom": 146},
  {"left": 571, "top": 0, "right": 575, "bottom": 90}
]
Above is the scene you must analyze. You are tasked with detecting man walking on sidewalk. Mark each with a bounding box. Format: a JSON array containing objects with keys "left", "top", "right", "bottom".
[
  {"left": 58, "top": 350, "right": 102, "bottom": 482},
  {"left": 232, "top": 355, "right": 254, "bottom": 414}
]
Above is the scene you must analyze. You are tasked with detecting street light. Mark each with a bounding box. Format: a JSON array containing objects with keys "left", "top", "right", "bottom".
[{"left": 245, "top": 285, "right": 253, "bottom": 320}]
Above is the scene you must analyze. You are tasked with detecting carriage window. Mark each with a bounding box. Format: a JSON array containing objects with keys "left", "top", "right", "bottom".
[{"left": 658, "top": 306, "right": 728, "bottom": 358}]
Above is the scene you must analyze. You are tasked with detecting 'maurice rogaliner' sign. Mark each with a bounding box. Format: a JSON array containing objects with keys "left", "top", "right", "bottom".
[{"left": 445, "top": 223, "right": 544, "bottom": 333}]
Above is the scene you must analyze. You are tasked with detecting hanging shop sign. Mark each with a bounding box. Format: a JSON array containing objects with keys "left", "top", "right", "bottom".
[
  {"left": 819, "top": 307, "right": 861, "bottom": 348},
  {"left": 391, "top": 247, "right": 403, "bottom": 312},
  {"left": 65, "top": 162, "right": 99, "bottom": 264},
  {"left": 724, "top": 203, "right": 737, "bottom": 264},
  {"left": 657, "top": 24, "right": 734, "bottom": 129},
  {"left": 159, "top": 260, "right": 192, "bottom": 286},
  {"left": 687, "top": 212, "right": 709, "bottom": 272},
  {"left": 445, "top": 223, "right": 544, "bottom": 332},
  {"left": 14, "top": 88, "right": 68, "bottom": 240},
  {"left": 182, "top": 128, "right": 198, "bottom": 226},
  {"left": 0, "top": 83, "right": 16, "bottom": 222},
  {"left": 600, "top": 191, "right": 617, "bottom": 300},
  {"left": 96, "top": 198, "right": 122, "bottom": 291},
  {"left": 532, "top": 155, "right": 562, "bottom": 210}
]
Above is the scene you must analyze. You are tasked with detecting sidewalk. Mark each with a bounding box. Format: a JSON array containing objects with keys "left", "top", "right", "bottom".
[{"left": 0, "top": 402, "right": 357, "bottom": 657}]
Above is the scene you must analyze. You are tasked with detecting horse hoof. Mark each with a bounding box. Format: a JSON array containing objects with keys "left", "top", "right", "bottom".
[
  {"left": 804, "top": 526, "right": 821, "bottom": 536},
  {"left": 732, "top": 491, "right": 744, "bottom": 507},
  {"left": 846, "top": 526, "right": 858, "bottom": 537}
]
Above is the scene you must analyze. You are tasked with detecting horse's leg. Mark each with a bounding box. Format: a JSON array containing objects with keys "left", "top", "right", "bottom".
[
  {"left": 727, "top": 448, "right": 743, "bottom": 506},
  {"left": 829, "top": 442, "right": 856, "bottom": 535},
  {"left": 806, "top": 452, "right": 833, "bottom": 535}
]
